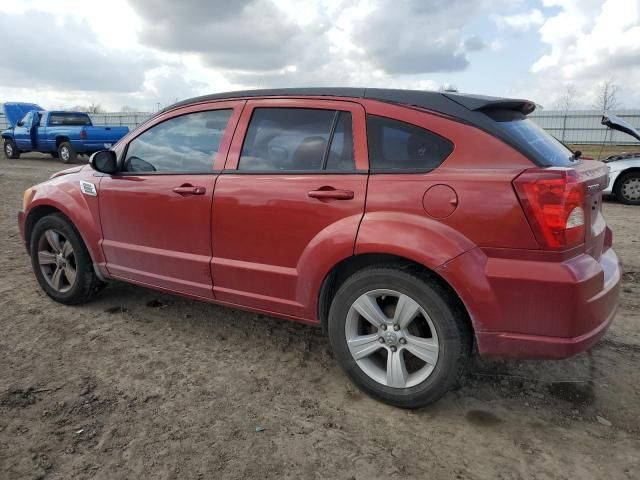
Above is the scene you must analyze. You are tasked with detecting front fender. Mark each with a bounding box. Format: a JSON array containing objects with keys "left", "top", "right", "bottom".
[
  {"left": 355, "top": 211, "right": 475, "bottom": 269},
  {"left": 1, "top": 128, "right": 14, "bottom": 139},
  {"left": 24, "top": 172, "right": 104, "bottom": 268}
]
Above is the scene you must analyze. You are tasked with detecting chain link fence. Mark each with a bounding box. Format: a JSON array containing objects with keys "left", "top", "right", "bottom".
[{"left": 2, "top": 109, "right": 639, "bottom": 145}]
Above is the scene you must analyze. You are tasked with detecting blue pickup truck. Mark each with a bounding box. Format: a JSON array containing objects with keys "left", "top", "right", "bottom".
[{"left": 2, "top": 102, "right": 129, "bottom": 163}]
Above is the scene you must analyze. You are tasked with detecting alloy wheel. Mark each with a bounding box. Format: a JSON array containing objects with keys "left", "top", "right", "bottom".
[
  {"left": 60, "top": 146, "right": 70, "bottom": 162},
  {"left": 5, "top": 143, "right": 13, "bottom": 157},
  {"left": 345, "top": 289, "right": 439, "bottom": 388},
  {"left": 37, "top": 229, "right": 77, "bottom": 293}
]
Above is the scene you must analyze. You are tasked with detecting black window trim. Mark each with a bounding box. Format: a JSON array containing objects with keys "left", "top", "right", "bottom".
[
  {"left": 236, "top": 106, "right": 358, "bottom": 174},
  {"left": 116, "top": 108, "right": 234, "bottom": 175}
]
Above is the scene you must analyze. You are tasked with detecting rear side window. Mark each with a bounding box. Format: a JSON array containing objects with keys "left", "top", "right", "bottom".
[
  {"left": 366, "top": 115, "right": 453, "bottom": 171},
  {"left": 238, "top": 108, "right": 355, "bottom": 171},
  {"left": 494, "top": 117, "right": 574, "bottom": 167},
  {"left": 123, "top": 109, "right": 232, "bottom": 173},
  {"left": 49, "top": 113, "right": 92, "bottom": 126}
]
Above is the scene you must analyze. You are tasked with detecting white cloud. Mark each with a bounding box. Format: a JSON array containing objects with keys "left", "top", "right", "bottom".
[
  {"left": 530, "top": 0, "right": 640, "bottom": 107},
  {"left": 494, "top": 8, "right": 545, "bottom": 31},
  {"left": 1, "top": 0, "right": 637, "bottom": 111}
]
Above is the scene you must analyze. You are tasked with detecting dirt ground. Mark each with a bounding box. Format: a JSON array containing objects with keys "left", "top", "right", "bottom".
[{"left": 1, "top": 154, "right": 639, "bottom": 480}]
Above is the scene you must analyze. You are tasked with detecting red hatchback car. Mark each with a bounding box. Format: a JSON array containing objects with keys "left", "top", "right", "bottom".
[{"left": 18, "top": 88, "right": 621, "bottom": 407}]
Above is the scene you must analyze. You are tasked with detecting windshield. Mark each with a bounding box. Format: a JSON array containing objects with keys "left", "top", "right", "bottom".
[{"left": 497, "top": 117, "right": 575, "bottom": 166}]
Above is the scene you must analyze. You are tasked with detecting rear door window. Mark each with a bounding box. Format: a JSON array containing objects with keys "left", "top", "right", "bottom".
[
  {"left": 238, "top": 108, "right": 355, "bottom": 171},
  {"left": 366, "top": 115, "right": 453, "bottom": 172},
  {"left": 123, "top": 109, "right": 233, "bottom": 173}
]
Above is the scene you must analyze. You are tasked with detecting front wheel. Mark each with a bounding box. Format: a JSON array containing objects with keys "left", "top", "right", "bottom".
[
  {"left": 58, "top": 142, "right": 76, "bottom": 164},
  {"left": 29, "top": 213, "right": 103, "bottom": 304},
  {"left": 614, "top": 171, "right": 640, "bottom": 205},
  {"left": 3, "top": 139, "right": 21, "bottom": 159},
  {"left": 328, "top": 267, "right": 471, "bottom": 408}
]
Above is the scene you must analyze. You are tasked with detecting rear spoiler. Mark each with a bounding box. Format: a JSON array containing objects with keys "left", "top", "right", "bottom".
[{"left": 444, "top": 93, "right": 536, "bottom": 115}]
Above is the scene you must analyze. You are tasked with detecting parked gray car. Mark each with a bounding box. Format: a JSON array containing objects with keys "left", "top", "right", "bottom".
[{"left": 601, "top": 114, "right": 640, "bottom": 205}]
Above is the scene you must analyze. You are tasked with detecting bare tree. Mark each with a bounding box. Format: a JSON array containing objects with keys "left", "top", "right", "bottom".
[
  {"left": 555, "top": 85, "right": 576, "bottom": 112},
  {"left": 555, "top": 85, "right": 576, "bottom": 142},
  {"left": 593, "top": 79, "right": 620, "bottom": 113},
  {"left": 71, "top": 103, "right": 105, "bottom": 113},
  {"left": 120, "top": 105, "right": 136, "bottom": 112}
]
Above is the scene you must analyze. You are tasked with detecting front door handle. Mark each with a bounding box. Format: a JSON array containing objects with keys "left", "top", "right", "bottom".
[{"left": 173, "top": 184, "right": 206, "bottom": 195}]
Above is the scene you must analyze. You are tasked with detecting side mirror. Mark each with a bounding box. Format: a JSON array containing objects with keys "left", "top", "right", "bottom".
[
  {"left": 89, "top": 150, "right": 118, "bottom": 174},
  {"left": 16, "top": 121, "right": 24, "bottom": 127}
]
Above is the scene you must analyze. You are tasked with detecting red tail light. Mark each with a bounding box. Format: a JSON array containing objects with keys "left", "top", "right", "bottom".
[
  {"left": 513, "top": 168, "right": 586, "bottom": 250},
  {"left": 80, "top": 129, "right": 87, "bottom": 140}
]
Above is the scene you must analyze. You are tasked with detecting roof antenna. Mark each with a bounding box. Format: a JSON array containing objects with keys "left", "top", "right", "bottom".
[{"left": 439, "top": 84, "right": 459, "bottom": 93}]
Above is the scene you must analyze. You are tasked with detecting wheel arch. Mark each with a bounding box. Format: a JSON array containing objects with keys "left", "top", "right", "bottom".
[
  {"left": 613, "top": 167, "right": 640, "bottom": 190},
  {"left": 24, "top": 196, "right": 106, "bottom": 277},
  {"left": 317, "top": 252, "right": 474, "bottom": 341},
  {"left": 55, "top": 136, "right": 71, "bottom": 148},
  {"left": 24, "top": 205, "right": 65, "bottom": 253}
]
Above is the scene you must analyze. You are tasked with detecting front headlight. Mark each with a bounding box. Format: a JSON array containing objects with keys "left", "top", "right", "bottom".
[{"left": 22, "top": 188, "right": 34, "bottom": 211}]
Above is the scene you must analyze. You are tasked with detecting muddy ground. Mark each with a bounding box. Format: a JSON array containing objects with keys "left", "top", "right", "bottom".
[{"left": 1, "top": 154, "right": 639, "bottom": 480}]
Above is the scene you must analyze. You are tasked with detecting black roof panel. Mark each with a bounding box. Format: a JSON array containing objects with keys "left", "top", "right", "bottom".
[{"left": 166, "top": 87, "right": 535, "bottom": 115}]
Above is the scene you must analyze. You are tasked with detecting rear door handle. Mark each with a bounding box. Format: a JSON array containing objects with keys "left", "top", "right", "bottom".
[
  {"left": 173, "top": 185, "right": 206, "bottom": 195},
  {"left": 308, "top": 188, "right": 354, "bottom": 200}
]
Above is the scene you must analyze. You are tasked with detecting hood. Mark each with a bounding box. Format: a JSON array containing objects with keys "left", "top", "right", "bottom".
[
  {"left": 50, "top": 165, "right": 87, "bottom": 179},
  {"left": 2, "top": 102, "right": 44, "bottom": 127},
  {"left": 602, "top": 113, "right": 640, "bottom": 142}
]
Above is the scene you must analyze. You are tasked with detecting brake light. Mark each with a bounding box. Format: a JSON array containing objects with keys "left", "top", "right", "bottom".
[
  {"left": 80, "top": 129, "right": 87, "bottom": 140},
  {"left": 513, "top": 168, "right": 586, "bottom": 250}
]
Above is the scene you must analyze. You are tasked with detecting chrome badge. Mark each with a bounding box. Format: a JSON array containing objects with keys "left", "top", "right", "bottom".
[{"left": 80, "top": 180, "right": 97, "bottom": 197}]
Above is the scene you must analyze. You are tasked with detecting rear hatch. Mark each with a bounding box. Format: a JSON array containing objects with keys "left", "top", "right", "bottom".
[
  {"left": 498, "top": 115, "right": 609, "bottom": 259},
  {"left": 573, "top": 160, "right": 609, "bottom": 260}
]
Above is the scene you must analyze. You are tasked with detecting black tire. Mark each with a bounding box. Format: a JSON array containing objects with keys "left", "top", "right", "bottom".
[
  {"left": 3, "top": 139, "right": 21, "bottom": 159},
  {"left": 614, "top": 171, "right": 640, "bottom": 205},
  {"left": 30, "top": 213, "right": 103, "bottom": 305},
  {"left": 58, "top": 142, "right": 76, "bottom": 164},
  {"left": 328, "top": 267, "right": 471, "bottom": 408}
]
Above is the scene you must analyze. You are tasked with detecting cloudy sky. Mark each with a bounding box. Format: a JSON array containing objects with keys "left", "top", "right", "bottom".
[{"left": 0, "top": 0, "right": 638, "bottom": 111}]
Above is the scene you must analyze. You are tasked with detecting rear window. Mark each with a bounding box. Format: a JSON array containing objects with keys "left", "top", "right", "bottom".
[
  {"left": 366, "top": 115, "right": 453, "bottom": 172},
  {"left": 49, "top": 113, "right": 92, "bottom": 126},
  {"left": 494, "top": 117, "right": 574, "bottom": 167}
]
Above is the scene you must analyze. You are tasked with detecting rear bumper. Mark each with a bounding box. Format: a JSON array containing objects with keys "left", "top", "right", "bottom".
[{"left": 438, "top": 247, "right": 621, "bottom": 359}]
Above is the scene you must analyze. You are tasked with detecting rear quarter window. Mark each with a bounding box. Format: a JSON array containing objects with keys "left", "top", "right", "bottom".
[
  {"left": 487, "top": 111, "right": 575, "bottom": 167},
  {"left": 366, "top": 115, "right": 453, "bottom": 172}
]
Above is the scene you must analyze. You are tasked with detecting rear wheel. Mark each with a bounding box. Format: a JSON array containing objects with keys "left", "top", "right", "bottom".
[
  {"left": 58, "top": 142, "right": 76, "bottom": 164},
  {"left": 30, "top": 214, "right": 103, "bottom": 304},
  {"left": 328, "top": 267, "right": 471, "bottom": 408},
  {"left": 3, "top": 139, "right": 20, "bottom": 159},
  {"left": 614, "top": 171, "right": 640, "bottom": 205}
]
